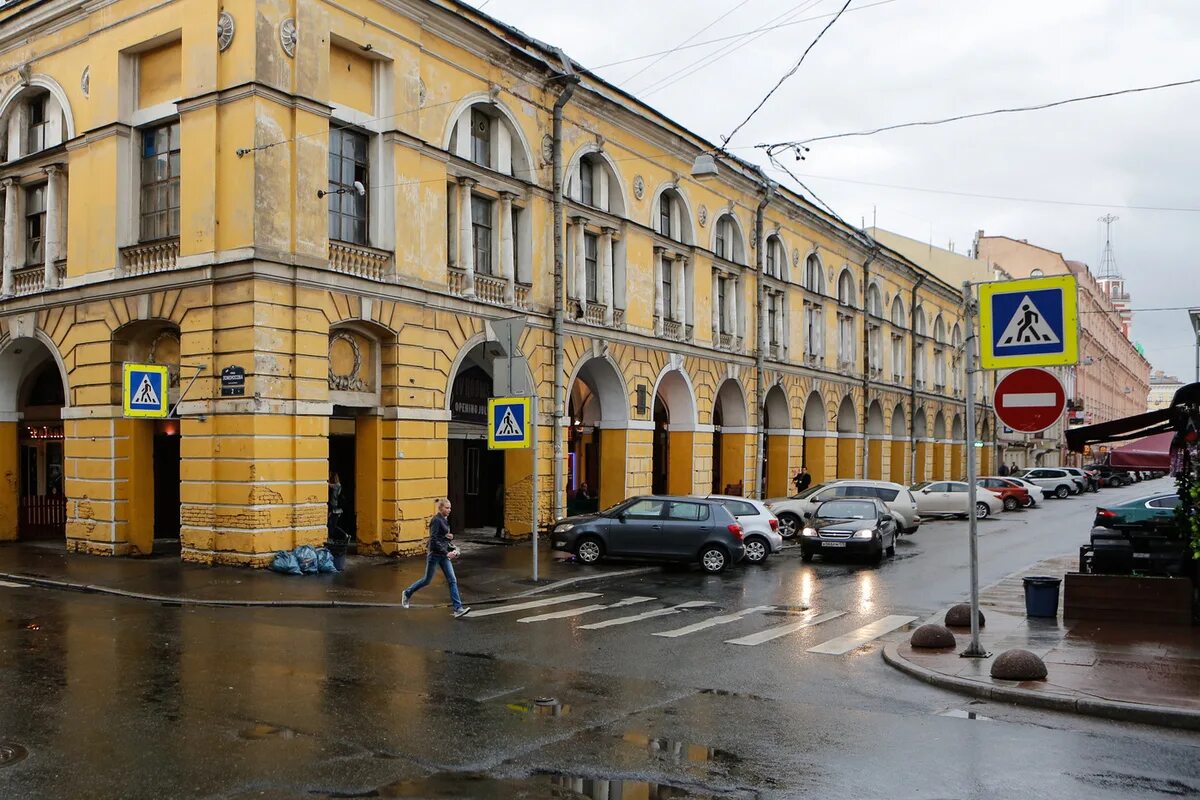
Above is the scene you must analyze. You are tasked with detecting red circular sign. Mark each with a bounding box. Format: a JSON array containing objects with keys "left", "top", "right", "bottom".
[{"left": 993, "top": 368, "right": 1066, "bottom": 434}]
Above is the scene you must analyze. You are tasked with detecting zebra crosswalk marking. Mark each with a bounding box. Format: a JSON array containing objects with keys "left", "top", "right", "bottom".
[
  {"left": 468, "top": 592, "right": 602, "bottom": 618},
  {"left": 517, "top": 596, "right": 656, "bottom": 623},
  {"left": 724, "top": 610, "right": 845, "bottom": 646},
  {"left": 652, "top": 605, "right": 775, "bottom": 638},
  {"left": 805, "top": 614, "right": 917, "bottom": 655},
  {"left": 0, "top": 580, "right": 27, "bottom": 588},
  {"left": 578, "top": 600, "right": 714, "bottom": 630}
]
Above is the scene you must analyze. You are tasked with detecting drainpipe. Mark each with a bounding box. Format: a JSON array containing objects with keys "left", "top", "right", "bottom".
[
  {"left": 909, "top": 274, "right": 927, "bottom": 481},
  {"left": 859, "top": 249, "right": 878, "bottom": 478},
  {"left": 551, "top": 53, "right": 579, "bottom": 522},
  {"left": 752, "top": 177, "right": 773, "bottom": 499}
]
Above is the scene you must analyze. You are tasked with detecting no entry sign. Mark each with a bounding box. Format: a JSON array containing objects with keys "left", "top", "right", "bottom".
[{"left": 993, "top": 368, "right": 1066, "bottom": 434}]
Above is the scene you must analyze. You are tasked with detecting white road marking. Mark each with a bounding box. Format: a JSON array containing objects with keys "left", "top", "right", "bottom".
[
  {"left": 0, "top": 580, "right": 27, "bottom": 588},
  {"left": 469, "top": 592, "right": 602, "bottom": 618},
  {"left": 724, "top": 610, "right": 845, "bottom": 646},
  {"left": 1001, "top": 393, "right": 1057, "bottom": 408},
  {"left": 652, "top": 605, "right": 775, "bottom": 638},
  {"left": 517, "top": 596, "right": 656, "bottom": 623},
  {"left": 578, "top": 600, "right": 714, "bottom": 630},
  {"left": 806, "top": 614, "right": 918, "bottom": 655}
]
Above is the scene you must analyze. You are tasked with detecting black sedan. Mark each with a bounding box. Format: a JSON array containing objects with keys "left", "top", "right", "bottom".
[
  {"left": 550, "top": 496, "right": 746, "bottom": 574},
  {"left": 800, "top": 498, "right": 898, "bottom": 565}
]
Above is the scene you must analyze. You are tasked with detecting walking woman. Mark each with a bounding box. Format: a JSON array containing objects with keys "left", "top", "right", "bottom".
[{"left": 402, "top": 499, "right": 470, "bottom": 618}]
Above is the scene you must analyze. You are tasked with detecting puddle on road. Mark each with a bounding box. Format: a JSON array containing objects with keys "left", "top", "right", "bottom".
[
  {"left": 938, "top": 709, "right": 992, "bottom": 721},
  {"left": 1073, "top": 771, "right": 1199, "bottom": 797},
  {"left": 505, "top": 697, "right": 573, "bottom": 717},
  {"left": 619, "top": 731, "right": 741, "bottom": 770},
  {"left": 238, "top": 722, "right": 301, "bottom": 740},
  {"left": 318, "top": 771, "right": 728, "bottom": 799},
  {"left": 0, "top": 742, "right": 29, "bottom": 767}
]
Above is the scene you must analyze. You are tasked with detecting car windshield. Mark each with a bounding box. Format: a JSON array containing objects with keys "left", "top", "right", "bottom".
[
  {"left": 910, "top": 482, "right": 932, "bottom": 491},
  {"left": 816, "top": 500, "right": 875, "bottom": 520},
  {"left": 1011, "top": 470, "right": 1033, "bottom": 479}
]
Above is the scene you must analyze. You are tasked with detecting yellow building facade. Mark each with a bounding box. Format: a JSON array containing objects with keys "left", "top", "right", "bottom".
[{"left": 0, "top": 0, "right": 990, "bottom": 565}]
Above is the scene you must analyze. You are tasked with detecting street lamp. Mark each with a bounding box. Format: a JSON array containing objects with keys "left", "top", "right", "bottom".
[{"left": 1190, "top": 308, "right": 1200, "bottom": 383}]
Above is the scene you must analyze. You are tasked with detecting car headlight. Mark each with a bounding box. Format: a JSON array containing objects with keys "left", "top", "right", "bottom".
[
  {"left": 801, "top": 527, "right": 818, "bottom": 537},
  {"left": 854, "top": 529, "right": 876, "bottom": 539},
  {"left": 555, "top": 523, "right": 574, "bottom": 533}
]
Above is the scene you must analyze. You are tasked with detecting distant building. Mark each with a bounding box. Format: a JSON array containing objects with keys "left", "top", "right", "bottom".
[{"left": 1149, "top": 370, "right": 1184, "bottom": 411}]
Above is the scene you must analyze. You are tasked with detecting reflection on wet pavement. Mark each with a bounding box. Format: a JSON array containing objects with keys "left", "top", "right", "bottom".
[{"left": 320, "top": 771, "right": 725, "bottom": 799}]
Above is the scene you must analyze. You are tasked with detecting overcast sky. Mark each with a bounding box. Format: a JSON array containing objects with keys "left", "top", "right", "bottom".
[{"left": 477, "top": 0, "right": 1197, "bottom": 383}]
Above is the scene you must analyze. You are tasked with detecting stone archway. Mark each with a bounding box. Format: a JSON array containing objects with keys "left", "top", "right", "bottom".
[
  {"left": 762, "top": 384, "right": 791, "bottom": 498},
  {"left": 951, "top": 414, "right": 965, "bottom": 479},
  {"left": 932, "top": 411, "right": 948, "bottom": 480},
  {"left": 913, "top": 410, "right": 929, "bottom": 482},
  {"left": 866, "top": 401, "right": 885, "bottom": 480},
  {"left": 652, "top": 367, "right": 697, "bottom": 495},
  {"left": 835, "top": 396, "right": 858, "bottom": 479},
  {"left": 567, "top": 355, "right": 629, "bottom": 511},
  {"left": 802, "top": 391, "right": 827, "bottom": 484},
  {"left": 0, "top": 335, "right": 68, "bottom": 543},
  {"left": 711, "top": 378, "right": 749, "bottom": 495},
  {"left": 890, "top": 405, "right": 907, "bottom": 484}
]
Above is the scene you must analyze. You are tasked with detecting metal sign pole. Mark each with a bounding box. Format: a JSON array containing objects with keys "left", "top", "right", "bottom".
[
  {"left": 962, "top": 281, "right": 987, "bottom": 658},
  {"left": 530, "top": 395, "right": 539, "bottom": 583}
]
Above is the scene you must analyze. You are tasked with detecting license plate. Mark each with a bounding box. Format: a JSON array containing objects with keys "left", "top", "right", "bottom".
[
  {"left": 822, "top": 541, "right": 847, "bottom": 548},
  {"left": 1132, "top": 552, "right": 1150, "bottom": 559}
]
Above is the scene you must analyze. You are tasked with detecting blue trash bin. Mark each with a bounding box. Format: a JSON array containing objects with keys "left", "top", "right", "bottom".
[{"left": 1023, "top": 576, "right": 1062, "bottom": 618}]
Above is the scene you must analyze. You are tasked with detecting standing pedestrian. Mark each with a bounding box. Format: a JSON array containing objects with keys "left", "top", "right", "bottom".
[
  {"left": 792, "top": 466, "right": 812, "bottom": 495},
  {"left": 997, "top": 462, "right": 1009, "bottom": 477},
  {"left": 402, "top": 499, "right": 470, "bottom": 618},
  {"left": 1010, "top": 462, "right": 1019, "bottom": 475}
]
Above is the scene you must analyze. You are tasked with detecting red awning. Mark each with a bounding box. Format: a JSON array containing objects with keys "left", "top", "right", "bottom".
[{"left": 1108, "top": 431, "right": 1174, "bottom": 470}]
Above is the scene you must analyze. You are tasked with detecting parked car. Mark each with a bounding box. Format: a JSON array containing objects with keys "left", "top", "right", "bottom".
[
  {"left": 1084, "top": 464, "right": 1132, "bottom": 487},
  {"left": 1060, "top": 467, "right": 1099, "bottom": 493},
  {"left": 706, "top": 495, "right": 783, "bottom": 565},
  {"left": 767, "top": 479, "right": 921, "bottom": 538},
  {"left": 1000, "top": 476, "right": 1046, "bottom": 507},
  {"left": 976, "top": 477, "right": 1031, "bottom": 511},
  {"left": 910, "top": 481, "right": 1005, "bottom": 519},
  {"left": 550, "top": 496, "right": 745, "bottom": 574},
  {"left": 1094, "top": 492, "right": 1181, "bottom": 533},
  {"left": 800, "top": 497, "right": 898, "bottom": 565},
  {"left": 1010, "top": 467, "right": 1080, "bottom": 499}
]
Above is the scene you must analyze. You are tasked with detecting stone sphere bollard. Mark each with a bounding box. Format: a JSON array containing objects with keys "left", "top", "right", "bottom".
[
  {"left": 990, "top": 648, "right": 1048, "bottom": 681},
  {"left": 910, "top": 623, "right": 956, "bottom": 649},
  {"left": 945, "top": 603, "right": 985, "bottom": 629}
]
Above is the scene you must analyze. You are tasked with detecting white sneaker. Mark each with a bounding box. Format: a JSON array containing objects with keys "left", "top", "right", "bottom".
[
  {"left": 401, "top": 592, "right": 410, "bottom": 609},
  {"left": 453, "top": 607, "right": 471, "bottom": 619}
]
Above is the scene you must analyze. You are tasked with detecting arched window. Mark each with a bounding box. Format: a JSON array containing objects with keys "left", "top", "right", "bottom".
[
  {"left": 653, "top": 186, "right": 693, "bottom": 245},
  {"left": 447, "top": 101, "right": 532, "bottom": 179},
  {"left": 564, "top": 149, "right": 628, "bottom": 323},
  {"left": 836, "top": 269, "right": 857, "bottom": 367},
  {"left": 951, "top": 323, "right": 964, "bottom": 394},
  {"left": 1, "top": 87, "right": 68, "bottom": 160},
  {"left": 932, "top": 314, "right": 947, "bottom": 389},
  {"left": 914, "top": 306, "right": 928, "bottom": 388},
  {"left": 713, "top": 213, "right": 745, "bottom": 264},
  {"left": 652, "top": 187, "right": 694, "bottom": 340},
  {"left": 804, "top": 253, "right": 823, "bottom": 293},
  {"left": 866, "top": 284, "right": 883, "bottom": 374},
  {"left": 566, "top": 151, "right": 626, "bottom": 217},
  {"left": 764, "top": 235, "right": 786, "bottom": 280},
  {"left": 890, "top": 296, "right": 905, "bottom": 381},
  {"left": 866, "top": 284, "right": 883, "bottom": 318}
]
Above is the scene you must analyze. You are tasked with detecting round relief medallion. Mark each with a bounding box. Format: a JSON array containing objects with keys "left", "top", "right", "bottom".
[
  {"left": 217, "top": 12, "right": 236, "bottom": 52},
  {"left": 698, "top": 205, "right": 708, "bottom": 227},
  {"left": 793, "top": 248, "right": 801, "bottom": 267},
  {"left": 279, "top": 18, "right": 297, "bottom": 58},
  {"left": 80, "top": 66, "right": 89, "bottom": 98},
  {"left": 633, "top": 175, "right": 645, "bottom": 200}
]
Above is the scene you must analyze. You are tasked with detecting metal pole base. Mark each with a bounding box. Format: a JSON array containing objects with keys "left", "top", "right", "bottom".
[{"left": 959, "top": 645, "right": 992, "bottom": 659}]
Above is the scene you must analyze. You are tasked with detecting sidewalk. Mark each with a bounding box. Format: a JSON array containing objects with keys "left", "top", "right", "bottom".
[
  {"left": 0, "top": 540, "right": 650, "bottom": 608},
  {"left": 883, "top": 555, "right": 1200, "bottom": 730}
]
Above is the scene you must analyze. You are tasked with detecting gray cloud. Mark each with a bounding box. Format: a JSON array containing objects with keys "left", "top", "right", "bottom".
[{"left": 484, "top": 0, "right": 1199, "bottom": 381}]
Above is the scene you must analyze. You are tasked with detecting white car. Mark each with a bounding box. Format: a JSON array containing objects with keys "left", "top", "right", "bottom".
[
  {"left": 1001, "top": 476, "right": 1046, "bottom": 507},
  {"left": 706, "top": 495, "right": 784, "bottom": 564},
  {"left": 909, "top": 481, "right": 1005, "bottom": 519}
]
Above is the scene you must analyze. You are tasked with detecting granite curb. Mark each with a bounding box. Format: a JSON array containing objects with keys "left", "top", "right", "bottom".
[{"left": 882, "top": 641, "right": 1200, "bottom": 731}]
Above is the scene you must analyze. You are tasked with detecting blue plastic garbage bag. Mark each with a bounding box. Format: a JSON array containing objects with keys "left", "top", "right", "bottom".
[
  {"left": 315, "top": 547, "right": 338, "bottom": 573},
  {"left": 270, "top": 550, "right": 302, "bottom": 575},
  {"left": 294, "top": 544, "right": 319, "bottom": 575}
]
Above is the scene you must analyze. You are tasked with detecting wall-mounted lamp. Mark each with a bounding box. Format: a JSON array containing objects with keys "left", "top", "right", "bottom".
[{"left": 317, "top": 180, "right": 366, "bottom": 199}]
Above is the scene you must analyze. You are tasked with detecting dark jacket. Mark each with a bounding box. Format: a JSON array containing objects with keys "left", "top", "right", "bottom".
[
  {"left": 428, "top": 514, "right": 452, "bottom": 557},
  {"left": 793, "top": 473, "right": 812, "bottom": 493}
]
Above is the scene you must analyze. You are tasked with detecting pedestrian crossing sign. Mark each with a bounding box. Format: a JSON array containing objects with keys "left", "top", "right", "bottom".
[
  {"left": 488, "top": 397, "right": 532, "bottom": 450},
  {"left": 122, "top": 363, "right": 169, "bottom": 418},
  {"left": 979, "top": 275, "right": 1078, "bottom": 369}
]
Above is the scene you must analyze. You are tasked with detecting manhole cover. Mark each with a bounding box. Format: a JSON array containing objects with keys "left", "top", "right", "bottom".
[{"left": 0, "top": 742, "right": 28, "bottom": 767}]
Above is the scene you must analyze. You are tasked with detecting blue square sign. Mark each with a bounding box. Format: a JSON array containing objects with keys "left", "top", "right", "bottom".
[
  {"left": 488, "top": 397, "right": 531, "bottom": 450},
  {"left": 123, "top": 363, "right": 169, "bottom": 418},
  {"left": 979, "top": 275, "right": 1079, "bottom": 369}
]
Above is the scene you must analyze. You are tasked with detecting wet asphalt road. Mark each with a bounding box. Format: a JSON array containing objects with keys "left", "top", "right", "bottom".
[{"left": 1, "top": 478, "right": 1197, "bottom": 799}]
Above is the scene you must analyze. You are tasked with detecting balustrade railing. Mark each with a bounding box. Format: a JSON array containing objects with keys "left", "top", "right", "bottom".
[
  {"left": 121, "top": 239, "right": 179, "bottom": 276},
  {"left": 329, "top": 241, "right": 392, "bottom": 281}
]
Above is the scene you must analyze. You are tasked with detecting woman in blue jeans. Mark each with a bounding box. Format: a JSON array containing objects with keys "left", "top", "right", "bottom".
[{"left": 402, "top": 499, "right": 470, "bottom": 618}]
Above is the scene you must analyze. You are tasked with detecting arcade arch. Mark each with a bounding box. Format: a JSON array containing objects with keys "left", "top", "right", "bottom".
[
  {"left": 802, "top": 391, "right": 827, "bottom": 483},
  {"left": 651, "top": 367, "right": 697, "bottom": 495},
  {"left": 866, "top": 400, "right": 885, "bottom": 480},
  {"left": 711, "top": 378, "right": 748, "bottom": 495},
  {"left": 762, "top": 384, "right": 791, "bottom": 497},
  {"left": 835, "top": 396, "right": 858, "bottom": 479},
  {"left": 567, "top": 356, "right": 629, "bottom": 511}
]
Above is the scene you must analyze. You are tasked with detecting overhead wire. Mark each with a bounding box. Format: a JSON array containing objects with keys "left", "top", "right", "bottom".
[
  {"left": 721, "top": 0, "right": 853, "bottom": 148},
  {"left": 621, "top": 0, "right": 756, "bottom": 88},
  {"left": 764, "top": 76, "right": 1200, "bottom": 151}
]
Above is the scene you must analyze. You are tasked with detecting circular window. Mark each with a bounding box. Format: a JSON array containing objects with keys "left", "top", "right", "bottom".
[{"left": 1030, "top": 269, "right": 1044, "bottom": 278}]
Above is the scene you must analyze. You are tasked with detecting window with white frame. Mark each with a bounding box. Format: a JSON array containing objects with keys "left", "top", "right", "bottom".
[
  {"left": 662, "top": 255, "right": 674, "bottom": 318},
  {"left": 804, "top": 253, "right": 823, "bottom": 293},
  {"left": 867, "top": 284, "right": 883, "bottom": 374},
  {"left": 890, "top": 296, "right": 905, "bottom": 381},
  {"left": 768, "top": 292, "right": 782, "bottom": 347},
  {"left": 25, "top": 92, "right": 49, "bottom": 156},
  {"left": 471, "top": 194, "right": 494, "bottom": 275},
  {"left": 951, "top": 324, "right": 963, "bottom": 394},
  {"left": 24, "top": 183, "right": 45, "bottom": 265},
  {"left": 579, "top": 158, "right": 594, "bottom": 208},
  {"left": 659, "top": 193, "right": 674, "bottom": 239},
  {"left": 765, "top": 235, "right": 785, "bottom": 279},
  {"left": 713, "top": 213, "right": 744, "bottom": 264},
  {"left": 584, "top": 231, "right": 598, "bottom": 303},
  {"left": 836, "top": 270, "right": 856, "bottom": 366},
  {"left": 470, "top": 108, "right": 491, "bottom": 168},
  {"left": 327, "top": 126, "right": 368, "bottom": 245},
  {"left": 140, "top": 121, "right": 181, "bottom": 242},
  {"left": 805, "top": 301, "right": 824, "bottom": 359},
  {"left": 914, "top": 307, "right": 928, "bottom": 387},
  {"left": 932, "top": 315, "right": 947, "bottom": 388}
]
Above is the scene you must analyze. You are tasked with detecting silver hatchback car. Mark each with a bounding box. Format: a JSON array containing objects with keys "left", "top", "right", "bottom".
[{"left": 767, "top": 480, "right": 922, "bottom": 539}]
